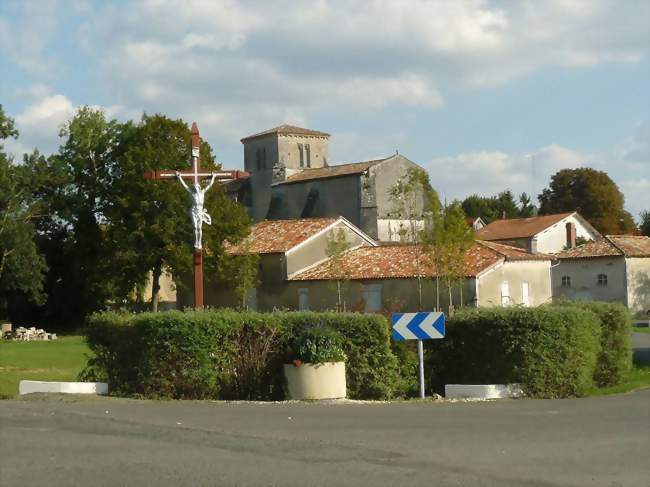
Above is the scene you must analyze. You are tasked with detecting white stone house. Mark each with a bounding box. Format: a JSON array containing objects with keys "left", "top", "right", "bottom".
[
  {"left": 198, "top": 218, "right": 554, "bottom": 314},
  {"left": 476, "top": 211, "right": 600, "bottom": 254},
  {"left": 553, "top": 235, "right": 650, "bottom": 314}
]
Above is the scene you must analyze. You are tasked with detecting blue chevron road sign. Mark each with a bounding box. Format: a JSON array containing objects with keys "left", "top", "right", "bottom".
[{"left": 391, "top": 312, "right": 445, "bottom": 341}]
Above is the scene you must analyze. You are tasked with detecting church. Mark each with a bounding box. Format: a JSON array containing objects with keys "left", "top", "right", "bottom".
[{"left": 227, "top": 124, "right": 428, "bottom": 241}]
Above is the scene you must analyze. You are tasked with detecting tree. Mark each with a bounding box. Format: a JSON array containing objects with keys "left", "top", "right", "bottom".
[
  {"left": 640, "top": 211, "right": 650, "bottom": 237},
  {"left": 108, "top": 113, "right": 252, "bottom": 311},
  {"left": 389, "top": 167, "right": 441, "bottom": 310},
  {"left": 538, "top": 168, "right": 636, "bottom": 234},
  {"left": 325, "top": 227, "right": 352, "bottom": 311},
  {"left": 0, "top": 106, "right": 47, "bottom": 318},
  {"left": 518, "top": 192, "right": 536, "bottom": 217},
  {"left": 22, "top": 107, "right": 129, "bottom": 326},
  {"left": 462, "top": 191, "right": 520, "bottom": 223},
  {"left": 424, "top": 201, "right": 473, "bottom": 313}
]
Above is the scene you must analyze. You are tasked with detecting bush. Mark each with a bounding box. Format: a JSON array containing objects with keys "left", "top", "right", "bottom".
[
  {"left": 82, "top": 310, "right": 400, "bottom": 400},
  {"left": 294, "top": 327, "right": 346, "bottom": 364},
  {"left": 557, "top": 301, "right": 632, "bottom": 386},
  {"left": 426, "top": 306, "right": 602, "bottom": 398}
]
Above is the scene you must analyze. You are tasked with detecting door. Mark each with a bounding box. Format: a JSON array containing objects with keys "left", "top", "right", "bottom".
[
  {"left": 298, "top": 288, "right": 310, "bottom": 311},
  {"left": 521, "top": 282, "right": 530, "bottom": 307},
  {"left": 363, "top": 284, "right": 382, "bottom": 313}
]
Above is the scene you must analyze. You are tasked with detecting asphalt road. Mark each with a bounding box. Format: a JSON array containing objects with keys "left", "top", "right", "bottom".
[{"left": 1, "top": 389, "right": 649, "bottom": 487}]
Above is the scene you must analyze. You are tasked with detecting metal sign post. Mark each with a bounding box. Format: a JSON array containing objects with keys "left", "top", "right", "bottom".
[
  {"left": 144, "top": 122, "right": 248, "bottom": 309},
  {"left": 392, "top": 312, "right": 445, "bottom": 399}
]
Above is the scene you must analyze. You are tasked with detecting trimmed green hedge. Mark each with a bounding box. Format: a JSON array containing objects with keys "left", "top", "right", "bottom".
[
  {"left": 82, "top": 310, "right": 400, "bottom": 400},
  {"left": 556, "top": 301, "right": 632, "bottom": 386},
  {"left": 426, "top": 306, "right": 602, "bottom": 398}
]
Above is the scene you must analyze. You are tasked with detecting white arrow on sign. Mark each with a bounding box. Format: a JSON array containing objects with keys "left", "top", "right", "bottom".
[
  {"left": 418, "top": 312, "right": 444, "bottom": 339},
  {"left": 392, "top": 313, "right": 419, "bottom": 340}
]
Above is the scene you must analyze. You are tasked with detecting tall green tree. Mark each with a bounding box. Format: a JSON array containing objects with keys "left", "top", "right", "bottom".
[
  {"left": 640, "top": 211, "right": 650, "bottom": 237},
  {"left": 462, "top": 190, "right": 520, "bottom": 223},
  {"left": 518, "top": 192, "right": 536, "bottom": 217},
  {"left": 325, "top": 227, "right": 352, "bottom": 311},
  {"left": 0, "top": 106, "right": 47, "bottom": 319},
  {"left": 424, "top": 201, "right": 473, "bottom": 313},
  {"left": 389, "top": 167, "right": 441, "bottom": 310},
  {"left": 538, "top": 168, "right": 635, "bottom": 234},
  {"left": 24, "top": 107, "right": 129, "bottom": 325},
  {"left": 108, "top": 114, "right": 252, "bottom": 311}
]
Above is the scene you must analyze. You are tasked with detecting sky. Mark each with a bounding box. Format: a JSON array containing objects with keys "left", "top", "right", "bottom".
[{"left": 1, "top": 0, "right": 648, "bottom": 219}]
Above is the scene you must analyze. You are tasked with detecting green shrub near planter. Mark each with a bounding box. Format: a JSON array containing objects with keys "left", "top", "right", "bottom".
[
  {"left": 82, "top": 310, "right": 399, "bottom": 400},
  {"left": 426, "top": 306, "right": 602, "bottom": 398},
  {"left": 555, "top": 301, "right": 632, "bottom": 387}
]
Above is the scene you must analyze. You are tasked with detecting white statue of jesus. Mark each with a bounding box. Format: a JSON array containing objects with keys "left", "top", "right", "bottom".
[{"left": 176, "top": 171, "right": 217, "bottom": 249}]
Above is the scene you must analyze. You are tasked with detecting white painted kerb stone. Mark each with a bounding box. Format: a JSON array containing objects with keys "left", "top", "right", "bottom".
[
  {"left": 445, "top": 384, "right": 523, "bottom": 399},
  {"left": 19, "top": 381, "right": 108, "bottom": 395}
]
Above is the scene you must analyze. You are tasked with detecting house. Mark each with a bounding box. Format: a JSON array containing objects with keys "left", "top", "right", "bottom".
[
  {"left": 475, "top": 211, "right": 600, "bottom": 253},
  {"left": 202, "top": 218, "right": 553, "bottom": 313},
  {"left": 205, "top": 217, "right": 377, "bottom": 310},
  {"left": 230, "top": 124, "right": 429, "bottom": 241},
  {"left": 467, "top": 217, "right": 486, "bottom": 231},
  {"left": 290, "top": 240, "right": 553, "bottom": 312},
  {"left": 553, "top": 235, "right": 650, "bottom": 313}
]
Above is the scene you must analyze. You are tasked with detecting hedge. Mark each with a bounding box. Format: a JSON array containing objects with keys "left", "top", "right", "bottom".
[
  {"left": 426, "top": 306, "right": 602, "bottom": 398},
  {"left": 81, "top": 310, "right": 400, "bottom": 400},
  {"left": 555, "top": 301, "right": 632, "bottom": 386}
]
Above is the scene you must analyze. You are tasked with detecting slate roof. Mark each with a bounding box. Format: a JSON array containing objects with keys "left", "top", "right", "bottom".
[
  {"left": 274, "top": 157, "right": 390, "bottom": 186},
  {"left": 475, "top": 212, "right": 575, "bottom": 241},
  {"left": 240, "top": 124, "right": 330, "bottom": 142},
  {"left": 290, "top": 241, "right": 550, "bottom": 281},
  {"left": 555, "top": 235, "right": 650, "bottom": 259},
  {"left": 226, "top": 218, "right": 337, "bottom": 255}
]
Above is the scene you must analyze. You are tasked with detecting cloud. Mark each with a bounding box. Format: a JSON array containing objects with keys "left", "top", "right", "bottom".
[
  {"left": 8, "top": 93, "right": 138, "bottom": 158},
  {"left": 425, "top": 126, "right": 649, "bottom": 220},
  {"left": 65, "top": 0, "right": 647, "bottom": 141}
]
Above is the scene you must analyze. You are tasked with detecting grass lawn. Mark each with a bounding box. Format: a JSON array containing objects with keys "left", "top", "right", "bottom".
[
  {"left": 584, "top": 358, "right": 650, "bottom": 397},
  {"left": 0, "top": 336, "right": 91, "bottom": 398},
  {"left": 632, "top": 327, "right": 650, "bottom": 334}
]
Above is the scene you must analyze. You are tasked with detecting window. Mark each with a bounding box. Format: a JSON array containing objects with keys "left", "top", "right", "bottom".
[
  {"left": 597, "top": 274, "right": 608, "bottom": 286},
  {"left": 305, "top": 144, "right": 311, "bottom": 168},
  {"left": 363, "top": 284, "right": 382, "bottom": 312},
  {"left": 298, "top": 143, "right": 304, "bottom": 167},
  {"left": 521, "top": 282, "right": 530, "bottom": 307},
  {"left": 298, "top": 288, "right": 310, "bottom": 311},
  {"left": 561, "top": 276, "right": 571, "bottom": 287},
  {"left": 255, "top": 148, "right": 262, "bottom": 170},
  {"left": 501, "top": 281, "right": 510, "bottom": 306}
]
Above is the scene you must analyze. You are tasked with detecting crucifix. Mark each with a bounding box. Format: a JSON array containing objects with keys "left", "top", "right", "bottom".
[{"left": 144, "top": 122, "right": 249, "bottom": 309}]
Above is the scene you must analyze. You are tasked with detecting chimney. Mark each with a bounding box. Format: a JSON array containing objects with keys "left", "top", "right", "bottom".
[{"left": 566, "top": 222, "right": 576, "bottom": 249}]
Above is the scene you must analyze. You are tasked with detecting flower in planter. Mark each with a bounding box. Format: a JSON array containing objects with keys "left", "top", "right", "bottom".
[{"left": 293, "top": 327, "right": 346, "bottom": 365}]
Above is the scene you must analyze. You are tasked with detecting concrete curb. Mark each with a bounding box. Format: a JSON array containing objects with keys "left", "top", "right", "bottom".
[{"left": 19, "top": 381, "right": 108, "bottom": 395}]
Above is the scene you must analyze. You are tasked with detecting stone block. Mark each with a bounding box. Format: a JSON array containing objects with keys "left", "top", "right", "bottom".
[
  {"left": 445, "top": 384, "right": 524, "bottom": 399},
  {"left": 19, "top": 381, "right": 109, "bottom": 395}
]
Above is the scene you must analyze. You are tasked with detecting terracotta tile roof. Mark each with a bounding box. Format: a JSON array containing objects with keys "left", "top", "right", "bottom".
[
  {"left": 275, "top": 157, "right": 389, "bottom": 186},
  {"left": 226, "top": 218, "right": 337, "bottom": 255},
  {"left": 475, "top": 212, "right": 575, "bottom": 241},
  {"left": 289, "top": 240, "right": 548, "bottom": 281},
  {"left": 556, "top": 235, "right": 650, "bottom": 259},
  {"left": 607, "top": 235, "right": 650, "bottom": 257},
  {"left": 476, "top": 240, "right": 555, "bottom": 261},
  {"left": 240, "top": 124, "right": 330, "bottom": 142}
]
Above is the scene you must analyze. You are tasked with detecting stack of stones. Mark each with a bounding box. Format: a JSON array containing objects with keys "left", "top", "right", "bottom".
[{"left": 2, "top": 324, "right": 57, "bottom": 341}]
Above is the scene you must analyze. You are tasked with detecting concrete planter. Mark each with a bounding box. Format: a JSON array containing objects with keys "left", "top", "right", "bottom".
[{"left": 283, "top": 362, "right": 347, "bottom": 400}]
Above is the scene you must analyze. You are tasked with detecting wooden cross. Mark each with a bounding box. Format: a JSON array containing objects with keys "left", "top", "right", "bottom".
[{"left": 144, "top": 122, "right": 249, "bottom": 309}]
